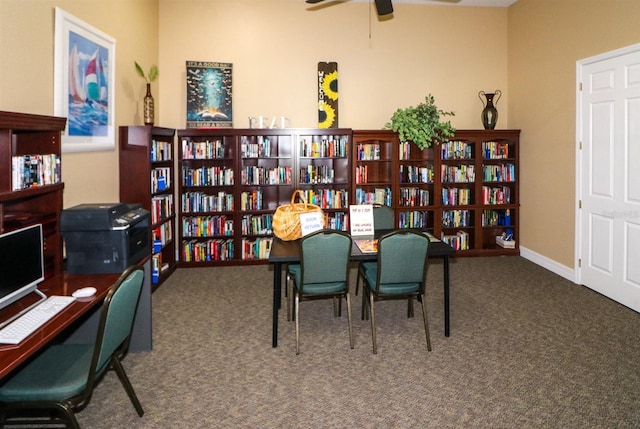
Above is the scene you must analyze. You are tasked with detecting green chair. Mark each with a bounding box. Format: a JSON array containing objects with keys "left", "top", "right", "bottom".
[
  {"left": 359, "top": 230, "right": 431, "bottom": 354},
  {"left": 287, "top": 230, "right": 354, "bottom": 355},
  {"left": 0, "top": 265, "right": 146, "bottom": 428},
  {"left": 355, "top": 204, "right": 395, "bottom": 296}
]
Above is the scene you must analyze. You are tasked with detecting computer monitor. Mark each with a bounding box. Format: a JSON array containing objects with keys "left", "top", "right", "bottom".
[{"left": 0, "top": 224, "right": 45, "bottom": 311}]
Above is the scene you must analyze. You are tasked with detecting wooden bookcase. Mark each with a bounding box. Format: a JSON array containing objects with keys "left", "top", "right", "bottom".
[
  {"left": 119, "top": 125, "right": 177, "bottom": 287},
  {"left": 0, "top": 111, "right": 66, "bottom": 288},
  {"left": 352, "top": 129, "right": 520, "bottom": 256},
  {"left": 176, "top": 128, "right": 351, "bottom": 267}
]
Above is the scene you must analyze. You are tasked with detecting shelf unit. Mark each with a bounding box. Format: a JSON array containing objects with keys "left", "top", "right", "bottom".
[
  {"left": 176, "top": 128, "right": 352, "bottom": 267},
  {"left": 119, "top": 125, "right": 177, "bottom": 287},
  {"left": 0, "top": 111, "right": 66, "bottom": 289}
]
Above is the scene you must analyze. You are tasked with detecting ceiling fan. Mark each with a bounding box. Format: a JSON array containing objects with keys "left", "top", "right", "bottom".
[
  {"left": 305, "top": 0, "right": 461, "bottom": 17},
  {"left": 306, "top": 0, "right": 394, "bottom": 16}
]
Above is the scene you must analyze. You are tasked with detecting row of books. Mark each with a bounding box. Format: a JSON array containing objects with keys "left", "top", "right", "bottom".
[
  {"left": 152, "top": 222, "right": 173, "bottom": 247},
  {"left": 241, "top": 214, "right": 273, "bottom": 235},
  {"left": 151, "top": 253, "right": 170, "bottom": 284},
  {"left": 181, "top": 238, "right": 234, "bottom": 262},
  {"left": 181, "top": 139, "right": 227, "bottom": 159},
  {"left": 325, "top": 212, "right": 349, "bottom": 231},
  {"left": 399, "top": 187, "right": 430, "bottom": 207},
  {"left": 11, "top": 154, "right": 61, "bottom": 191},
  {"left": 441, "top": 140, "right": 473, "bottom": 160},
  {"left": 482, "top": 185, "right": 512, "bottom": 204},
  {"left": 354, "top": 187, "right": 392, "bottom": 206},
  {"left": 399, "top": 164, "right": 434, "bottom": 184},
  {"left": 181, "top": 191, "right": 234, "bottom": 213},
  {"left": 398, "top": 210, "right": 429, "bottom": 229},
  {"left": 442, "top": 210, "right": 472, "bottom": 228},
  {"left": 151, "top": 194, "right": 174, "bottom": 224},
  {"left": 182, "top": 215, "right": 234, "bottom": 237},
  {"left": 482, "top": 141, "right": 510, "bottom": 160},
  {"left": 151, "top": 139, "right": 172, "bottom": 162},
  {"left": 398, "top": 142, "right": 416, "bottom": 160},
  {"left": 441, "top": 230, "right": 470, "bottom": 250},
  {"left": 483, "top": 164, "right": 516, "bottom": 182},
  {"left": 482, "top": 209, "right": 512, "bottom": 226},
  {"left": 354, "top": 165, "right": 374, "bottom": 184},
  {"left": 441, "top": 164, "right": 475, "bottom": 183},
  {"left": 299, "top": 165, "right": 335, "bottom": 184},
  {"left": 241, "top": 136, "right": 272, "bottom": 158},
  {"left": 241, "top": 166, "right": 291, "bottom": 185},
  {"left": 182, "top": 166, "right": 234, "bottom": 187},
  {"left": 442, "top": 187, "right": 471, "bottom": 206},
  {"left": 151, "top": 167, "right": 171, "bottom": 193},
  {"left": 299, "top": 188, "right": 349, "bottom": 209},
  {"left": 299, "top": 137, "right": 347, "bottom": 158},
  {"left": 356, "top": 143, "right": 382, "bottom": 160},
  {"left": 240, "top": 190, "right": 263, "bottom": 211},
  {"left": 241, "top": 237, "right": 273, "bottom": 260}
]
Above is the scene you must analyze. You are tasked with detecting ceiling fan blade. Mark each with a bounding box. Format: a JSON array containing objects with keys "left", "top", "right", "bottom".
[
  {"left": 305, "top": 0, "right": 325, "bottom": 3},
  {"left": 375, "top": 0, "right": 393, "bottom": 16}
]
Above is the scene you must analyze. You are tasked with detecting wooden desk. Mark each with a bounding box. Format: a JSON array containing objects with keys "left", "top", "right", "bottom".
[
  {"left": 0, "top": 260, "right": 152, "bottom": 379},
  {"left": 268, "top": 231, "right": 456, "bottom": 347}
]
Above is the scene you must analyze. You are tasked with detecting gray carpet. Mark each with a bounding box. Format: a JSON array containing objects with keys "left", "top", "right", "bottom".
[{"left": 72, "top": 257, "right": 640, "bottom": 428}]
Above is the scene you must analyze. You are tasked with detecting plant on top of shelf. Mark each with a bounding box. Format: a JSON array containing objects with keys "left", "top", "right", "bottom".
[
  {"left": 384, "top": 94, "right": 455, "bottom": 150},
  {"left": 135, "top": 62, "right": 159, "bottom": 83}
]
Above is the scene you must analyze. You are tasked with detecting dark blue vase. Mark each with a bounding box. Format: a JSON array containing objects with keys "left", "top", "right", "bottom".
[{"left": 479, "top": 90, "right": 501, "bottom": 130}]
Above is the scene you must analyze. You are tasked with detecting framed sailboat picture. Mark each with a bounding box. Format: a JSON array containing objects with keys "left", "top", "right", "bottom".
[{"left": 54, "top": 8, "right": 116, "bottom": 152}]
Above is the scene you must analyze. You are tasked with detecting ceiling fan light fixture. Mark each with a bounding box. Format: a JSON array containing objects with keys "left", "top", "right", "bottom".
[{"left": 375, "top": 0, "right": 394, "bottom": 15}]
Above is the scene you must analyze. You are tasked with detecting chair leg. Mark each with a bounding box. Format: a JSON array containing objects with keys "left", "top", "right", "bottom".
[
  {"left": 54, "top": 402, "right": 81, "bottom": 429},
  {"left": 111, "top": 356, "right": 145, "bottom": 417},
  {"left": 355, "top": 267, "right": 361, "bottom": 296},
  {"left": 407, "top": 297, "right": 414, "bottom": 318},
  {"left": 286, "top": 275, "right": 292, "bottom": 322},
  {"left": 295, "top": 292, "right": 301, "bottom": 355},
  {"left": 346, "top": 293, "right": 354, "bottom": 349},
  {"left": 361, "top": 287, "right": 368, "bottom": 320},
  {"left": 420, "top": 293, "right": 432, "bottom": 352},
  {"left": 369, "top": 293, "right": 378, "bottom": 354}
]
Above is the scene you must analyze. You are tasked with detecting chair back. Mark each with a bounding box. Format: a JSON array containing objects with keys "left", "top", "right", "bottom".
[
  {"left": 372, "top": 205, "right": 395, "bottom": 230},
  {"left": 92, "top": 266, "right": 145, "bottom": 378},
  {"left": 299, "top": 230, "right": 352, "bottom": 291},
  {"left": 376, "top": 230, "right": 429, "bottom": 292}
]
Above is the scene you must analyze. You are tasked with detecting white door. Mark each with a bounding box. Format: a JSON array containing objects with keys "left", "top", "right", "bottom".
[{"left": 577, "top": 44, "right": 640, "bottom": 312}]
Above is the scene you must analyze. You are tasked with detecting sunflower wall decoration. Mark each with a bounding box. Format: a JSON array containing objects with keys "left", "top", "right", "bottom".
[{"left": 317, "top": 62, "right": 338, "bottom": 128}]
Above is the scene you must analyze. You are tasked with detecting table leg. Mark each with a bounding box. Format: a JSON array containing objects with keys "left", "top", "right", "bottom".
[
  {"left": 443, "top": 255, "right": 450, "bottom": 337},
  {"left": 273, "top": 262, "right": 282, "bottom": 347}
]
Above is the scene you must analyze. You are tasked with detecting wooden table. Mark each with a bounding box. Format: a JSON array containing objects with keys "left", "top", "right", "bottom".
[
  {"left": 0, "top": 260, "right": 152, "bottom": 379},
  {"left": 268, "top": 230, "right": 456, "bottom": 347}
]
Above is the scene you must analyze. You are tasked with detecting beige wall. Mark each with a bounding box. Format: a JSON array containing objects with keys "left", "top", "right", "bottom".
[
  {"left": 4, "top": 0, "right": 638, "bottom": 270},
  {"left": 0, "top": 0, "right": 159, "bottom": 208},
  {"left": 158, "top": 0, "right": 507, "bottom": 130},
  {"left": 508, "top": 0, "right": 640, "bottom": 267}
]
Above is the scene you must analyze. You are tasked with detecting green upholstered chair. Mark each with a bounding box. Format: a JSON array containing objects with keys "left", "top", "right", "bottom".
[
  {"left": 359, "top": 230, "right": 431, "bottom": 354},
  {"left": 287, "top": 230, "right": 353, "bottom": 355},
  {"left": 355, "top": 204, "right": 395, "bottom": 296},
  {"left": 0, "top": 265, "right": 146, "bottom": 428}
]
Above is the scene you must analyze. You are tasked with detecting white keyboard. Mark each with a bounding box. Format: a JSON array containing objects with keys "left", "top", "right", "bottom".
[{"left": 0, "top": 296, "right": 75, "bottom": 344}]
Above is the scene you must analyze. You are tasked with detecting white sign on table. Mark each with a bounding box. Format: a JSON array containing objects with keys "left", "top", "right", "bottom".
[{"left": 349, "top": 205, "right": 374, "bottom": 236}]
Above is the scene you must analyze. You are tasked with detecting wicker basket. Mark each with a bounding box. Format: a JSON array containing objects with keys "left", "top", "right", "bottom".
[{"left": 272, "top": 190, "right": 323, "bottom": 241}]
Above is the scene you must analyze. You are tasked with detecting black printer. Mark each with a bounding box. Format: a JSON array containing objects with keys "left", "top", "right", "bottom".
[{"left": 60, "top": 203, "right": 151, "bottom": 274}]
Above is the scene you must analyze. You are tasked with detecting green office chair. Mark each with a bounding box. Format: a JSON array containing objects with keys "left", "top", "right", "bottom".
[
  {"left": 287, "top": 230, "right": 354, "bottom": 355},
  {"left": 359, "top": 230, "right": 431, "bottom": 354},
  {"left": 0, "top": 265, "right": 146, "bottom": 428},
  {"left": 355, "top": 204, "right": 395, "bottom": 296}
]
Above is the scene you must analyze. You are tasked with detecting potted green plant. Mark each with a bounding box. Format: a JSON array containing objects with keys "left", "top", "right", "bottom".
[
  {"left": 384, "top": 94, "right": 455, "bottom": 150},
  {"left": 134, "top": 62, "right": 158, "bottom": 125}
]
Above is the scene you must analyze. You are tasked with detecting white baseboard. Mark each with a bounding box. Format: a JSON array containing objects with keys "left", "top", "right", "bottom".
[{"left": 519, "top": 246, "right": 577, "bottom": 284}]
